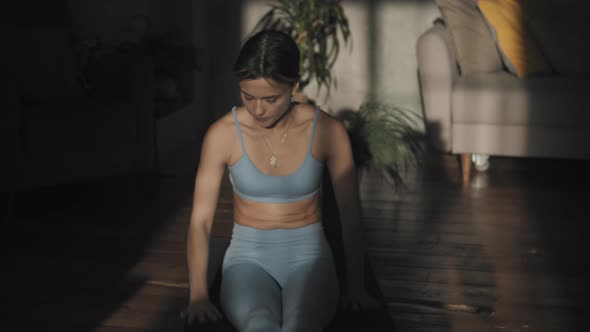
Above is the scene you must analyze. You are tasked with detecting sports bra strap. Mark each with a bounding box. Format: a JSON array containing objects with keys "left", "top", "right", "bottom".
[
  {"left": 231, "top": 107, "right": 246, "bottom": 152},
  {"left": 308, "top": 106, "right": 320, "bottom": 153}
]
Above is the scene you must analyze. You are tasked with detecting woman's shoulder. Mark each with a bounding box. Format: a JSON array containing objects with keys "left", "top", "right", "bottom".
[
  {"left": 313, "top": 106, "right": 346, "bottom": 134},
  {"left": 294, "top": 103, "right": 340, "bottom": 126},
  {"left": 203, "top": 109, "right": 239, "bottom": 145}
]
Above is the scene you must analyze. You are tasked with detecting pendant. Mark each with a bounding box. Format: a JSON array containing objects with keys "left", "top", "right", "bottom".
[{"left": 270, "top": 154, "right": 278, "bottom": 168}]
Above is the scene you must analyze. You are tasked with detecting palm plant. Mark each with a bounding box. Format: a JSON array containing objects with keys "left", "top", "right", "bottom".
[
  {"left": 340, "top": 102, "right": 426, "bottom": 187},
  {"left": 252, "top": 0, "right": 351, "bottom": 97}
]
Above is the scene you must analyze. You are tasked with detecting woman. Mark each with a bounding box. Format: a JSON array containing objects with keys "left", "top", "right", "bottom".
[{"left": 184, "top": 30, "right": 378, "bottom": 331}]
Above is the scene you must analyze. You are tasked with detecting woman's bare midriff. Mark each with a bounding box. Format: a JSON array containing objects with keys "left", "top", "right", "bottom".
[{"left": 233, "top": 192, "right": 321, "bottom": 229}]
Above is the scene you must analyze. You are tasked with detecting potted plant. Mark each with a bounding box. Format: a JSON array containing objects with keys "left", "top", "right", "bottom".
[
  {"left": 251, "top": 0, "right": 351, "bottom": 100},
  {"left": 320, "top": 101, "right": 425, "bottom": 295},
  {"left": 338, "top": 101, "right": 426, "bottom": 188}
]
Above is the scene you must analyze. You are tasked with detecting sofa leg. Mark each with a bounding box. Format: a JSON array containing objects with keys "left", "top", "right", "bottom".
[{"left": 460, "top": 153, "right": 471, "bottom": 184}]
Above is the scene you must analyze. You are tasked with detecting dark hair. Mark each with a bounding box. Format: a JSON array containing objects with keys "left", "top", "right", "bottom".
[{"left": 233, "top": 30, "right": 300, "bottom": 86}]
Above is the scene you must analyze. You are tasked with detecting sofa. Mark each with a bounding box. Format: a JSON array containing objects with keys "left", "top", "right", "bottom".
[
  {"left": 2, "top": 25, "right": 157, "bottom": 193},
  {"left": 417, "top": 0, "right": 590, "bottom": 183}
]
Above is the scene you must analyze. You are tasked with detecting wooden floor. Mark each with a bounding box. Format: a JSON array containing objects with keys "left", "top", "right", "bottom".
[{"left": 4, "top": 153, "right": 590, "bottom": 332}]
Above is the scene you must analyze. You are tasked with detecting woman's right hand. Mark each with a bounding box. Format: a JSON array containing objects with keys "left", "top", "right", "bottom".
[{"left": 181, "top": 299, "right": 223, "bottom": 325}]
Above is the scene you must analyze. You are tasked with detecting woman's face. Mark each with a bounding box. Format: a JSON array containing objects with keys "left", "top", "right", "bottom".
[{"left": 239, "top": 77, "right": 297, "bottom": 128}]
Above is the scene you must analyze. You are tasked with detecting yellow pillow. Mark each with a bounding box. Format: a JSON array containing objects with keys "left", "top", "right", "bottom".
[{"left": 478, "top": 0, "right": 551, "bottom": 78}]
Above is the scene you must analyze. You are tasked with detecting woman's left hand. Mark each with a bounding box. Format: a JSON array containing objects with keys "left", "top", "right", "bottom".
[{"left": 339, "top": 285, "right": 383, "bottom": 312}]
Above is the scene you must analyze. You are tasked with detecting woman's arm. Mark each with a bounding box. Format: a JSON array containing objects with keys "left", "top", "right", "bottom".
[
  {"left": 187, "top": 121, "right": 228, "bottom": 303},
  {"left": 324, "top": 116, "right": 366, "bottom": 294}
]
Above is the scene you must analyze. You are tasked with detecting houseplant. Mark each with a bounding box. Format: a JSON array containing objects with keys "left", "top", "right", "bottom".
[
  {"left": 339, "top": 101, "right": 426, "bottom": 188},
  {"left": 251, "top": 0, "right": 351, "bottom": 98},
  {"left": 321, "top": 102, "right": 426, "bottom": 296}
]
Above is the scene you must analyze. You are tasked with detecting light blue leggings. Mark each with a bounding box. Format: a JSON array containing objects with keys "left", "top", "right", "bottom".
[{"left": 220, "top": 222, "right": 340, "bottom": 332}]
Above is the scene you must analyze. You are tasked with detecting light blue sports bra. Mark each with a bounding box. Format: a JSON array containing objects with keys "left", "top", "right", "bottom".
[{"left": 228, "top": 106, "right": 323, "bottom": 203}]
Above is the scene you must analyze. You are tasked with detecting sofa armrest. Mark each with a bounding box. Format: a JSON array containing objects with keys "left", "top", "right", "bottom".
[{"left": 417, "top": 22, "right": 459, "bottom": 152}]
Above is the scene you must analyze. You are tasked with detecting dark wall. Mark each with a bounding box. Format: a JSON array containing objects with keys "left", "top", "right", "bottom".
[
  {"left": 68, "top": 0, "right": 192, "bottom": 45},
  {"left": 3, "top": 1, "right": 71, "bottom": 27},
  {"left": 206, "top": 0, "right": 244, "bottom": 119},
  {"left": 156, "top": 0, "right": 245, "bottom": 174},
  {"left": 3, "top": 0, "right": 251, "bottom": 186}
]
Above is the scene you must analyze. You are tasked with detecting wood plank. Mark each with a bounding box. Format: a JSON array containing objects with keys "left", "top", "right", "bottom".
[{"left": 7, "top": 155, "right": 590, "bottom": 332}]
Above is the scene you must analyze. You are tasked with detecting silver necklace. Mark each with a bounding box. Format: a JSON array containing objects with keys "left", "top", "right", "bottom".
[{"left": 261, "top": 112, "right": 292, "bottom": 168}]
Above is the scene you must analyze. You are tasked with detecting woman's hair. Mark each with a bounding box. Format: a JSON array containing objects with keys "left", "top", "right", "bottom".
[{"left": 233, "top": 30, "right": 300, "bottom": 86}]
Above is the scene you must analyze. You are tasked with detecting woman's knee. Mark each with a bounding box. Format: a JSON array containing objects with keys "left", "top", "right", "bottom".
[
  {"left": 240, "top": 307, "right": 281, "bottom": 332},
  {"left": 281, "top": 313, "right": 324, "bottom": 332},
  {"left": 281, "top": 302, "right": 337, "bottom": 332},
  {"left": 279, "top": 261, "right": 339, "bottom": 330},
  {"left": 220, "top": 263, "right": 282, "bottom": 331}
]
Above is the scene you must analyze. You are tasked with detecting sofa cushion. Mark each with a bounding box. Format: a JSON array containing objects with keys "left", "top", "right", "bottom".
[
  {"left": 478, "top": 0, "right": 552, "bottom": 78},
  {"left": 452, "top": 72, "right": 590, "bottom": 128},
  {"left": 435, "top": 0, "right": 504, "bottom": 75}
]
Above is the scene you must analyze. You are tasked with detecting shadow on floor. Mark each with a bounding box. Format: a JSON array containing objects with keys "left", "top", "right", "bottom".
[{"left": 2, "top": 171, "right": 194, "bottom": 331}]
